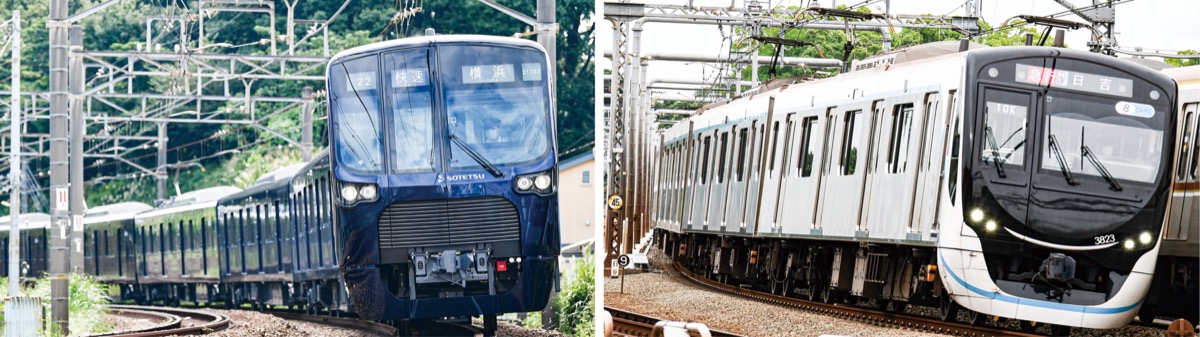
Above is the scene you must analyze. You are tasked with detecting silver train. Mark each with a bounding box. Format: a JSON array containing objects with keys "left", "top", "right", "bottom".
[
  {"left": 1139, "top": 65, "right": 1198, "bottom": 325},
  {"left": 650, "top": 41, "right": 1182, "bottom": 334}
]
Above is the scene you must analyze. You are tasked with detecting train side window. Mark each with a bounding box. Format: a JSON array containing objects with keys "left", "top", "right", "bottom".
[
  {"left": 1191, "top": 103, "right": 1199, "bottom": 178},
  {"left": 769, "top": 122, "right": 780, "bottom": 172},
  {"left": 887, "top": 104, "right": 915, "bottom": 174},
  {"left": 718, "top": 131, "right": 729, "bottom": 183},
  {"left": 736, "top": 128, "right": 748, "bottom": 181},
  {"left": 1181, "top": 103, "right": 1197, "bottom": 179},
  {"left": 202, "top": 218, "right": 209, "bottom": 274},
  {"left": 949, "top": 116, "right": 962, "bottom": 204},
  {"left": 798, "top": 117, "right": 818, "bottom": 177},
  {"left": 700, "top": 136, "right": 711, "bottom": 184},
  {"left": 840, "top": 110, "right": 863, "bottom": 175}
]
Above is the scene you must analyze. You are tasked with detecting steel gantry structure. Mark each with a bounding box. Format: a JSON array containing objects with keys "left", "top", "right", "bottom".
[
  {"left": 0, "top": 0, "right": 357, "bottom": 332},
  {"left": 601, "top": 1, "right": 981, "bottom": 269}
]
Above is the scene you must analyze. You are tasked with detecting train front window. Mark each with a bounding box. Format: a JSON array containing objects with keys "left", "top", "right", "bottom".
[
  {"left": 1040, "top": 93, "right": 1164, "bottom": 184},
  {"left": 438, "top": 45, "right": 551, "bottom": 170},
  {"left": 330, "top": 56, "right": 385, "bottom": 173},
  {"left": 384, "top": 49, "right": 436, "bottom": 173},
  {"left": 983, "top": 100, "right": 1028, "bottom": 168}
]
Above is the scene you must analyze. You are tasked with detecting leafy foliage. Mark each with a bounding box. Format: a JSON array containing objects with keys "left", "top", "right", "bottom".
[
  {"left": 0, "top": 274, "right": 113, "bottom": 336},
  {"left": 1166, "top": 49, "right": 1200, "bottom": 67},
  {"left": 550, "top": 245, "right": 594, "bottom": 337},
  {"left": 739, "top": 6, "right": 1042, "bottom": 81}
]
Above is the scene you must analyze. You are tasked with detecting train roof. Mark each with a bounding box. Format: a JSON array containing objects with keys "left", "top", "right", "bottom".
[
  {"left": 253, "top": 163, "right": 307, "bottom": 186},
  {"left": 1163, "top": 65, "right": 1200, "bottom": 83},
  {"left": 84, "top": 202, "right": 153, "bottom": 224},
  {"left": 0, "top": 213, "right": 51, "bottom": 231},
  {"left": 1122, "top": 57, "right": 1175, "bottom": 71},
  {"left": 136, "top": 186, "right": 242, "bottom": 220},
  {"left": 330, "top": 34, "right": 545, "bottom": 64}
]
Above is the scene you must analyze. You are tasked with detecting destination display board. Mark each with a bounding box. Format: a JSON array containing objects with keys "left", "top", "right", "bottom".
[{"left": 1014, "top": 63, "right": 1133, "bottom": 98}]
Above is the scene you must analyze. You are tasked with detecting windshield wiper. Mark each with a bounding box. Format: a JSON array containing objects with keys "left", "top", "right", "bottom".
[
  {"left": 449, "top": 134, "right": 504, "bottom": 178},
  {"left": 1047, "top": 135, "right": 1078, "bottom": 186},
  {"left": 984, "top": 126, "right": 1007, "bottom": 178},
  {"left": 1081, "top": 145, "right": 1123, "bottom": 191}
]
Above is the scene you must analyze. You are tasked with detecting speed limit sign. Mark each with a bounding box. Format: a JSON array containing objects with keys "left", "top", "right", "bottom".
[{"left": 617, "top": 254, "right": 630, "bottom": 267}]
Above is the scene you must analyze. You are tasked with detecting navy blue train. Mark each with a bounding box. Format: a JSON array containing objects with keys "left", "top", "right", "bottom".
[{"left": 0, "top": 34, "right": 560, "bottom": 330}]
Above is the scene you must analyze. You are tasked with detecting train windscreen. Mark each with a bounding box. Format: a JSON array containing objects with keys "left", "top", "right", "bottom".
[{"left": 439, "top": 45, "right": 552, "bottom": 170}]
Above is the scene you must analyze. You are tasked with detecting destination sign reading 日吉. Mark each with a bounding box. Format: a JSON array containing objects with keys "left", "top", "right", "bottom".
[
  {"left": 462, "top": 64, "right": 515, "bottom": 84},
  {"left": 1014, "top": 64, "right": 1132, "bottom": 98}
]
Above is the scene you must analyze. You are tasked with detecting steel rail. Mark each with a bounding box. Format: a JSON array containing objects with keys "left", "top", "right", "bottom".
[
  {"left": 673, "top": 261, "right": 1045, "bottom": 337},
  {"left": 83, "top": 307, "right": 181, "bottom": 337},
  {"left": 95, "top": 305, "right": 231, "bottom": 337}
]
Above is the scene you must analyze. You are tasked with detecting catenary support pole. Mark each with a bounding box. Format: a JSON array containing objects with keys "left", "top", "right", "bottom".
[
  {"left": 69, "top": 26, "right": 85, "bottom": 274},
  {"left": 301, "top": 86, "right": 313, "bottom": 161},
  {"left": 7, "top": 9, "right": 21, "bottom": 297},
  {"left": 156, "top": 122, "right": 167, "bottom": 203},
  {"left": 49, "top": 0, "right": 71, "bottom": 331}
]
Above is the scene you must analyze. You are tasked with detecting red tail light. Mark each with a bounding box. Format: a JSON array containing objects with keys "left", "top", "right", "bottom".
[{"left": 496, "top": 260, "right": 508, "bottom": 272}]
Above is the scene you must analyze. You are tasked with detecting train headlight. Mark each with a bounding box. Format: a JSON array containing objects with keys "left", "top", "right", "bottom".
[
  {"left": 340, "top": 185, "right": 359, "bottom": 202},
  {"left": 985, "top": 220, "right": 997, "bottom": 232},
  {"left": 359, "top": 184, "right": 377, "bottom": 200},
  {"left": 1124, "top": 239, "right": 1135, "bottom": 250},
  {"left": 1139, "top": 232, "right": 1152, "bottom": 245},
  {"left": 516, "top": 176, "right": 534, "bottom": 191},
  {"left": 534, "top": 174, "right": 552, "bottom": 190},
  {"left": 969, "top": 208, "right": 985, "bottom": 223},
  {"left": 514, "top": 171, "right": 555, "bottom": 195}
]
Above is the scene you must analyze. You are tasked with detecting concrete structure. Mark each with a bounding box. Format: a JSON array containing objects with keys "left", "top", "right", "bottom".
[{"left": 558, "top": 151, "right": 595, "bottom": 246}]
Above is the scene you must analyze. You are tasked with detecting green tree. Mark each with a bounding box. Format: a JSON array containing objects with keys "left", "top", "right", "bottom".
[{"left": 1166, "top": 49, "right": 1200, "bottom": 67}]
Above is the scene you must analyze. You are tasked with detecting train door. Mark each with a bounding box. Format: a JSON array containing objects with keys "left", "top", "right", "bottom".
[
  {"left": 768, "top": 114, "right": 797, "bottom": 232},
  {"left": 817, "top": 101, "right": 873, "bottom": 237},
  {"left": 742, "top": 121, "right": 766, "bottom": 232},
  {"left": 777, "top": 112, "right": 823, "bottom": 234},
  {"left": 681, "top": 123, "right": 696, "bottom": 230},
  {"left": 707, "top": 128, "right": 732, "bottom": 230},
  {"left": 974, "top": 85, "right": 1036, "bottom": 232},
  {"left": 1166, "top": 102, "right": 1198, "bottom": 241},
  {"left": 690, "top": 133, "right": 714, "bottom": 229},
  {"left": 756, "top": 116, "right": 784, "bottom": 234},
  {"left": 857, "top": 100, "right": 887, "bottom": 236},
  {"left": 910, "top": 92, "right": 945, "bottom": 237}
]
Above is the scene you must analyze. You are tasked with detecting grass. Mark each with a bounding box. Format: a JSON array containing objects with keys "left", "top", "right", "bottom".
[
  {"left": 0, "top": 273, "right": 113, "bottom": 337},
  {"left": 551, "top": 244, "right": 595, "bottom": 337}
]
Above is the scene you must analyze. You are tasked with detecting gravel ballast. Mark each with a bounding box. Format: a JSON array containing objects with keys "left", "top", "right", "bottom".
[
  {"left": 614, "top": 248, "right": 1169, "bottom": 337},
  {"left": 100, "top": 307, "right": 568, "bottom": 337}
]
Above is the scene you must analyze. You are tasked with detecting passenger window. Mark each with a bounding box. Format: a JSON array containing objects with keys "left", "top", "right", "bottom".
[
  {"left": 1182, "top": 103, "right": 1198, "bottom": 179},
  {"left": 718, "top": 131, "right": 729, "bottom": 183},
  {"left": 769, "top": 122, "right": 780, "bottom": 172},
  {"left": 840, "top": 110, "right": 863, "bottom": 175},
  {"left": 949, "top": 116, "right": 962, "bottom": 204},
  {"left": 701, "top": 136, "right": 711, "bottom": 184},
  {"left": 798, "top": 117, "right": 818, "bottom": 177},
  {"left": 1192, "top": 104, "right": 1199, "bottom": 179},
  {"left": 887, "top": 104, "right": 915, "bottom": 174},
  {"left": 736, "top": 128, "right": 749, "bottom": 181}
]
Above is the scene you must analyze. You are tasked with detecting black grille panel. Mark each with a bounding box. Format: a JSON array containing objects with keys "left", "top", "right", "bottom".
[{"left": 378, "top": 197, "right": 520, "bottom": 249}]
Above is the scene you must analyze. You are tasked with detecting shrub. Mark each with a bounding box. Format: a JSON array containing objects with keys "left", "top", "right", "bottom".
[{"left": 553, "top": 244, "right": 594, "bottom": 337}]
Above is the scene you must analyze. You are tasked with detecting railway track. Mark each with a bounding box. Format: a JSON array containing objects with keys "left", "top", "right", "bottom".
[
  {"left": 673, "top": 261, "right": 1044, "bottom": 337},
  {"left": 89, "top": 305, "right": 231, "bottom": 337},
  {"left": 271, "top": 311, "right": 482, "bottom": 337},
  {"left": 99, "top": 302, "right": 482, "bottom": 337},
  {"left": 607, "top": 306, "right": 745, "bottom": 337}
]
